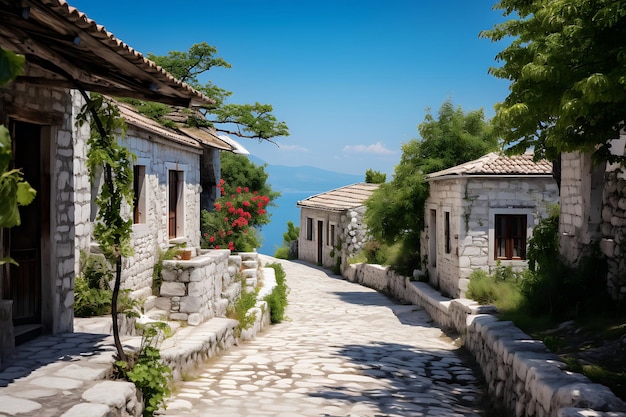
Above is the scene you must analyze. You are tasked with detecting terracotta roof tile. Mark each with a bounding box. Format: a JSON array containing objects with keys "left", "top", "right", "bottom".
[
  {"left": 297, "top": 183, "right": 379, "bottom": 211},
  {"left": 427, "top": 152, "right": 553, "bottom": 179}
]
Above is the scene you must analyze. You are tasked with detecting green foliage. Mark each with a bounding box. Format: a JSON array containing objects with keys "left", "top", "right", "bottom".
[
  {"left": 282, "top": 220, "right": 299, "bottom": 243},
  {"left": 0, "top": 125, "right": 36, "bottom": 229},
  {"left": 76, "top": 94, "right": 135, "bottom": 262},
  {"left": 116, "top": 322, "right": 171, "bottom": 417},
  {"left": 364, "top": 99, "right": 496, "bottom": 273},
  {"left": 416, "top": 100, "right": 498, "bottom": 174},
  {"left": 0, "top": 48, "right": 24, "bottom": 86},
  {"left": 201, "top": 180, "right": 270, "bottom": 251},
  {"left": 527, "top": 205, "right": 560, "bottom": 273},
  {"left": 263, "top": 263, "right": 289, "bottom": 323},
  {"left": 220, "top": 152, "right": 280, "bottom": 201},
  {"left": 74, "top": 275, "right": 112, "bottom": 317},
  {"left": 117, "top": 99, "right": 176, "bottom": 128},
  {"left": 365, "top": 169, "right": 386, "bottom": 184},
  {"left": 274, "top": 221, "right": 299, "bottom": 259},
  {"left": 227, "top": 275, "right": 259, "bottom": 336},
  {"left": 273, "top": 246, "right": 290, "bottom": 259},
  {"left": 148, "top": 42, "right": 289, "bottom": 141},
  {"left": 466, "top": 267, "right": 525, "bottom": 312},
  {"left": 481, "top": 1, "right": 626, "bottom": 162},
  {"left": 152, "top": 244, "right": 186, "bottom": 295},
  {"left": 0, "top": 48, "right": 35, "bottom": 267},
  {"left": 74, "top": 252, "right": 137, "bottom": 317},
  {"left": 520, "top": 249, "right": 610, "bottom": 320}
]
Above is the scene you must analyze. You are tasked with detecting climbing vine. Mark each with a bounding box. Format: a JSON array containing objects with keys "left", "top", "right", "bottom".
[{"left": 76, "top": 93, "right": 135, "bottom": 364}]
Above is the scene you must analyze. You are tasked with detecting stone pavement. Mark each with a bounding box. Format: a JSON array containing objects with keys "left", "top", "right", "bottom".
[
  {"left": 0, "top": 331, "right": 141, "bottom": 417},
  {"left": 160, "top": 257, "right": 487, "bottom": 417}
]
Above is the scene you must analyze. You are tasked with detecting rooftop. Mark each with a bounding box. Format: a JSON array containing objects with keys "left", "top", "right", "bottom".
[
  {"left": 0, "top": 0, "right": 213, "bottom": 107},
  {"left": 297, "top": 183, "right": 379, "bottom": 212},
  {"left": 426, "top": 152, "right": 553, "bottom": 179}
]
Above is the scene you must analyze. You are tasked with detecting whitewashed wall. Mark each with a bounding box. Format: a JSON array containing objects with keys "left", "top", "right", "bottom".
[
  {"left": 422, "top": 176, "right": 559, "bottom": 298},
  {"left": 118, "top": 126, "right": 203, "bottom": 297}
]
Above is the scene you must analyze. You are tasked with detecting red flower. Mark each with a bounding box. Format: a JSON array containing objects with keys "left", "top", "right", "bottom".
[
  {"left": 209, "top": 236, "right": 215, "bottom": 243},
  {"left": 215, "top": 202, "right": 222, "bottom": 211},
  {"left": 236, "top": 186, "right": 242, "bottom": 193}
]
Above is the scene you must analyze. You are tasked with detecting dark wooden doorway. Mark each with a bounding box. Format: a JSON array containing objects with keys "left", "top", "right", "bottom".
[
  {"left": 317, "top": 220, "right": 323, "bottom": 265},
  {"left": 168, "top": 170, "right": 179, "bottom": 239},
  {"left": 4, "top": 121, "right": 48, "bottom": 343}
]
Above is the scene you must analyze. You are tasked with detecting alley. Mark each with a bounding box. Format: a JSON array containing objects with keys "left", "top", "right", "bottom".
[{"left": 161, "top": 257, "right": 486, "bottom": 417}]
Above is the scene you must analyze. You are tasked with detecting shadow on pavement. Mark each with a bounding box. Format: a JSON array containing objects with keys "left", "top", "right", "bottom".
[{"left": 311, "top": 341, "right": 488, "bottom": 417}]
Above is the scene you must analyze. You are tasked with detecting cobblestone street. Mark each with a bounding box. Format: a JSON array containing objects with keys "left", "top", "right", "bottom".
[{"left": 161, "top": 258, "right": 487, "bottom": 417}]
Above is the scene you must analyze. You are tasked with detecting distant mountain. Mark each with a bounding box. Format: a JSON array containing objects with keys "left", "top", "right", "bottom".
[
  {"left": 247, "top": 157, "right": 365, "bottom": 254},
  {"left": 266, "top": 165, "right": 364, "bottom": 193}
]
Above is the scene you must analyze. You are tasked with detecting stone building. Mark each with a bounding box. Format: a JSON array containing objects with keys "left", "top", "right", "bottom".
[
  {"left": 297, "top": 183, "right": 379, "bottom": 269},
  {"left": 420, "top": 152, "right": 559, "bottom": 298},
  {"left": 0, "top": 0, "right": 214, "bottom": 358},
  {"left": 559, "top": 133, "right": 626, "bottom": 300}
]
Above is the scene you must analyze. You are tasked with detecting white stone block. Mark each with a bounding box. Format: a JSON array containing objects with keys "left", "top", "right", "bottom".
[{"left": 161, "top": 282, "right": 186, "bottom": 297}]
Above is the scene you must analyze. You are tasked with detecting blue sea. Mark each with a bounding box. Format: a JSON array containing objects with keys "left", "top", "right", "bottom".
[{"left": 256, "top": 191, "right": 312, "bottom": 255}]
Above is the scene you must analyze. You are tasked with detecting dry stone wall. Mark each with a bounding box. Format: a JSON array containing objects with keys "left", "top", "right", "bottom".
[
  {"left": 600, "top": 170, "right": 626, "bottom": 300},
  {"left": 344, "top": 263, "right": 626, "bottom": 417}
]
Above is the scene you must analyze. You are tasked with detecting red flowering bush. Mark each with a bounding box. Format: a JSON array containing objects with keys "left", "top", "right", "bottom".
[{"left": 201, "top": 179, "right": 271, "bottom": 252}]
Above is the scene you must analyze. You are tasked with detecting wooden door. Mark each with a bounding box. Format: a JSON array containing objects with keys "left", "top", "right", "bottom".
[{"left": 5, "top": 122, "right": 43, "bottom": 329}]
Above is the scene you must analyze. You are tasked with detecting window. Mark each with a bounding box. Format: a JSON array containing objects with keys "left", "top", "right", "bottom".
[
  {"left": 306, "top": 217, "right": 313, "bottom": 241},
  {"left": 330, "top": 224, "right": 336, "bottom": 247},
  {"left": 168, "top": 170, "right": 184, "bottom": 238},
  {"left": 495, "top": 214, "right": 527, "bottom": 260},
  {"left": 133, "top": 165, "right": 146, "bottom": 224},
  {"left": 444, "top": 211, "right": 451, "bottom": 254}
]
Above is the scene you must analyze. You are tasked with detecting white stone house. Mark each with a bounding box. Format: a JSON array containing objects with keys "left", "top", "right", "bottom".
[
  {"left": 0, "top": 0, "right": 213, "bottom": 354},
  {"left": 297, "top": 183, "right": 379, "bottom": 269},
  {"left": 420, "top": 152, "right": 559, "bottom": 298},
  {"left": 110, "top": 101, "right": 242, "bottom": 300}
]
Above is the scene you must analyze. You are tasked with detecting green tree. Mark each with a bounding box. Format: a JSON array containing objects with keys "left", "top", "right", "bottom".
[
  {"left": 282, "top": 221, "right": 299, "bottom": 243},
  {"left": 416, "top": 100, "right": 497, "bottom": 174},
  {"left": 365, "top": 169, "right": 386, "bottom": 184},
  {"left": 365, "top": 100, "right": 496, "bottom": 271},
  {"left": 481, "top": 1, "right": 626, "bottom": 162},
  {"left": 148, "top": 43, "right": 289, "bottom": 142},
  {"left": 220, "top": 152, "right": 279, "bottom": 201}
]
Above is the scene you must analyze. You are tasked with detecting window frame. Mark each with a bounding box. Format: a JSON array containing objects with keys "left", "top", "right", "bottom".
[{"left": 494, "top": 214, "right": 527, "bottom": 260}]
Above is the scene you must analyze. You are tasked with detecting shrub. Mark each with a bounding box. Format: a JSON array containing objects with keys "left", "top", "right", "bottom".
[
  {"left": 74, "top": 252, "right": 137, "bottom": 317},
  {"left": 227, "top": 274, "right": 259, "bottom": 336},
  {"left": 466, "top": 267, "right": 525, "bottom": 312},
  {"left": 264, "top": 262, "right": 289, "bottom": 323},
  {"left": 201, "top": 180, "right": 270, "bottom": 252},
  {"left": 273, "top": 246, "right": 289, "bottom": 259},
  {"left": 116, "top": 322, "right": 171, "bottom": 417}
]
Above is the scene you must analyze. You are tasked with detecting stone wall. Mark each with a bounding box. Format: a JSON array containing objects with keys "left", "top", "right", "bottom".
[
  {"left": 118, "top": 126, "right": 202, "bottom": 297},
  {"left": 146, "top": 250, "right": 248, "bottom": 326},
  {"left": 422, "top": 176, "right": 558, "bottom": 298},
  {"left": 344, "top": 263, "right": 626, "bottom": 417},
  {"left": 599, "top": 170, "right": 626, "bottom": 300},
  {"left": 0, "top": 81, "right": 88, "bottom": 336},
  {"left": 559, "top": 151, "right": 605, "bottom": 265}
]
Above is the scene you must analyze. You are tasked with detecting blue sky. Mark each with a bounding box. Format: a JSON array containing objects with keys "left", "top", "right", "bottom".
[{"left": 70, "top": 0, "right": 511, "bottom": 177}]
